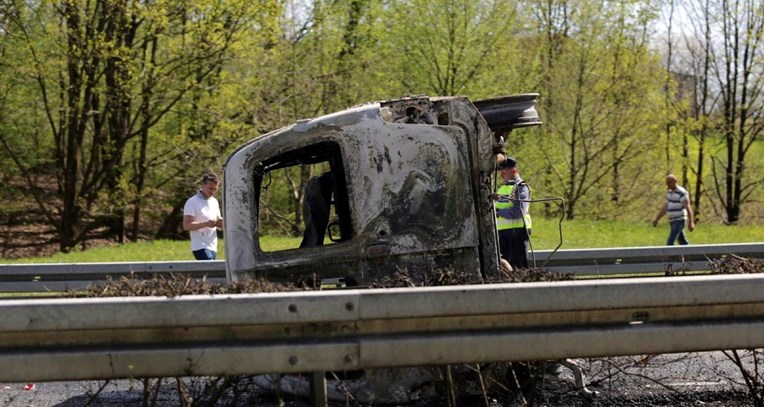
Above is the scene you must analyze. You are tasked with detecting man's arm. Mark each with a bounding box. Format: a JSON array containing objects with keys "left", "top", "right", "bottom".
[
  {"left": 684, "top": 200, "right": 695, "bottom": 231},
  {"left": 497, "top": 185, "right": 529, "bottom": 219},
  {"left": 183, "top": 215, "right": 217, "bottom": 231},
  {"left": 652, "top": 202, "right": 668, "bottom": 226},
  {"left": 215, "top": 202, "right": 223, "bottom": 230}
]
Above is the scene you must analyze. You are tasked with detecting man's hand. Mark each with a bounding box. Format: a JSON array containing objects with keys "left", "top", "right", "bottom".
[
  {"left": 689, "top": 221, "right": 695, "bottom": 232},
  {"left": 651, "top": 219, "right": 658, "bottom": 227}
]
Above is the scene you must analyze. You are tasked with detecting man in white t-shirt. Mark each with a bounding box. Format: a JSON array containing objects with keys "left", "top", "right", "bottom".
[
  {"left": 183, "top": 172, "right": 223, "bottom": 260},
  {"left": 652, "top": 174, "right": 695, "bottom": 245}
]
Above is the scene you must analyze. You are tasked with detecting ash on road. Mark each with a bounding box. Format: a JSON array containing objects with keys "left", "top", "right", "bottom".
[{"left": 1, "top": 351, "right": 759, "bottom": 407}]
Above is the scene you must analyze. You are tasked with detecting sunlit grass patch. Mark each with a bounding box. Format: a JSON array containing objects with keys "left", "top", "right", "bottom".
[{"left": 1, "top": 220, "right": 761, "bottom": 263}]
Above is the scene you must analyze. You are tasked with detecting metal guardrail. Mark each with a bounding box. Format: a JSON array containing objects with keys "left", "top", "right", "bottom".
[
  {"left": 0, "top": 274, "right": 761, "bottom": 383},
  {"left": 0, "top": 243, "right": 762, "bottom": 292},
  {"left": 0, "top": 260, "right": 227, "bottom": 292},
  {"left": 530, "top": 242, "right": 764, "bottom": 274}
]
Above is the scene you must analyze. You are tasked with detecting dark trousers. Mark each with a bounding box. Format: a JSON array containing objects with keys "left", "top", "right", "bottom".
[{"left": 498, "top": 228, "right": 529, "bottom": 269}]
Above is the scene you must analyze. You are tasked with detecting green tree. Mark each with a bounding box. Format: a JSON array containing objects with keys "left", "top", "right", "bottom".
[
  {"left": 671, "top": 0, "right": 764, "bottom": 224},
  {"left": 0, "top": 0, "right": 259, "bottom": 251},
  {"left": 711, "top": 0, "right": 763, "bottom": 224},
  {"left": 148, "top": 0, "right": 280, "bottom": 240},
  {"left": 518, "top": 0, "right": 667, "bottom": 220},
  {"left": 383, "top": 0, "right": 520, "bottom": 96}
]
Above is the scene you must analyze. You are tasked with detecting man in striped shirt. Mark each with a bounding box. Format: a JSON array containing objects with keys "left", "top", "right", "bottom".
[{"left": 652, "top": 174, "right": 695, "bottom": 245}]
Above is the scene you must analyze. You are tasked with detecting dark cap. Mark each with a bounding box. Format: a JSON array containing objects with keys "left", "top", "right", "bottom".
[{"left": 497, "top": 156, "right": 517, "bottom": 170}]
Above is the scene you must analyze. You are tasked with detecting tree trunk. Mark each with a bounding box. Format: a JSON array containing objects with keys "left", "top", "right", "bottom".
[
  {"left": 131, "top": 34, "right": 158, "bottom": 242},
  {"left": 59, "top": 0, "right": 84, "bottom": 253},
  {"left": 155, "top": 201, "right": 185, "bottom": 240}
]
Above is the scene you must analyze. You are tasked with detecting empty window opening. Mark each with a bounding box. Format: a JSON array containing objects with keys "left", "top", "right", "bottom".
[{"left": 254, "top": 141, "right": 353, "bottom": 252}]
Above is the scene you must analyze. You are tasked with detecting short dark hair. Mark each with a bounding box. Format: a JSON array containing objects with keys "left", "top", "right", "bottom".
[{"left": 201, "top": 172, "right": 219, "bottom": 184}]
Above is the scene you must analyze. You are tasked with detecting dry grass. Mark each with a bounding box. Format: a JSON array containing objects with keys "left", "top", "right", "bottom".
[
  {"left": 708, "top": 254, "right": 764, "bottom": 274},
  {"left": 71, "top": 266, "right": 576, "bottom": 299}
]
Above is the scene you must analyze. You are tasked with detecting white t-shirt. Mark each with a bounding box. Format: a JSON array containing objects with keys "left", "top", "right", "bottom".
[{"left": 183, "top": 191, "right": 221, "bottom": 251}]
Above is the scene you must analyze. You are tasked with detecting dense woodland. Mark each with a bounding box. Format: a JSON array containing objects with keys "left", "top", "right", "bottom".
[{"left": 0, "top": 0, "right": 762, "bottom": 253}]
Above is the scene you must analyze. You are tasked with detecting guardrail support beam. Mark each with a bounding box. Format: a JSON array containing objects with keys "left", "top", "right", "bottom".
[{"left": 309, "top": 372, "right": 327, "bottom": 407}]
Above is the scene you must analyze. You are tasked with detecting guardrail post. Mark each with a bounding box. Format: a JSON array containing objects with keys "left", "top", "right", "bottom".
[
  {"left": 441, "top": 365, "right": 457, "bottom": 407},
  {"left": 309, "top": 371, "right": 327, "bottom": 407}
]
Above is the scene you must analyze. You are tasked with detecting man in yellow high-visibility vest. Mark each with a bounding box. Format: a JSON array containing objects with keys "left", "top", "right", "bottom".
[{"left": 493, "top": 156, "right": 531, "bottom": 269}]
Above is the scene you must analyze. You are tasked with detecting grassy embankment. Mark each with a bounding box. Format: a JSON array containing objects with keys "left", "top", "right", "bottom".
[{"left": 2, "top": 218, "right": 762, "bottom": 264}]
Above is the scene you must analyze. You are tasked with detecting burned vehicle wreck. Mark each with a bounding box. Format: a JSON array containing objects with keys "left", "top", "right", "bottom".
[
  {"left": 223, "top": 94, "right": 541, "bottom": 286},
  {"left": 220, "top": 94, "right": 601, "bottom": 404}
]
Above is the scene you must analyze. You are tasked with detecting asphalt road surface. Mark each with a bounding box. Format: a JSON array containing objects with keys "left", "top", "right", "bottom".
[{"left": 1, "top": 351, "right": 759, "bottom": 406}]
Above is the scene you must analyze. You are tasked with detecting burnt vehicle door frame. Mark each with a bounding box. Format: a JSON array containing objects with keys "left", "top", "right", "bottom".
[{"left": 225, "top": 129, "right": 362, "bottom": 285}]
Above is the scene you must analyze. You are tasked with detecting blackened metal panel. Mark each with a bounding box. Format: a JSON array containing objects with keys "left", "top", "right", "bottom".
[{"left": 340, "top": 115, "right": 481, "bottom": 282}]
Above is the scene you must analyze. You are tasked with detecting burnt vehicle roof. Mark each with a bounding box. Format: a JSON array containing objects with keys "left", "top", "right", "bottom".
[{"left": 227, "top": 93, "right": 541, "bottom": 161}]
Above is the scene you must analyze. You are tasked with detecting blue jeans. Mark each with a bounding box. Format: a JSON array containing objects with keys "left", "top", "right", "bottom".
[
  {"left": 193, "top": 249, "right": 217, "bottom": 260},
  {"left": 667, "top": 220, "right": 689, "bottom": 245}
]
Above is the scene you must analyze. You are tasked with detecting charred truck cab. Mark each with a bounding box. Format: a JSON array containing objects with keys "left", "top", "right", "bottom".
[{"left": 223, "top": 94, "right": 541, "bottom": 286}]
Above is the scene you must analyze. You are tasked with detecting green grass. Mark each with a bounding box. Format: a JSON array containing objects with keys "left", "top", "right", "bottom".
[
  {"left": 530, "top": 217, "right": 764, "bottom": 250},
  {"left": 2, "top": 239, "right": 227, "bottom": 264},
  {"left": 1, "top": 219, "right": 762, "bottom": 263}
]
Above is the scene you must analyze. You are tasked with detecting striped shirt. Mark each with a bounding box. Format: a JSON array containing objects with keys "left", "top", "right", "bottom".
[{"left": 667, "top": 186, "right": 689, "bottom": 222}]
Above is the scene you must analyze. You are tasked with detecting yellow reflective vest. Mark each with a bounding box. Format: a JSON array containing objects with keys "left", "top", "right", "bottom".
[{"left": 495, "top": 182, "right": 532, "bottom": 231}]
